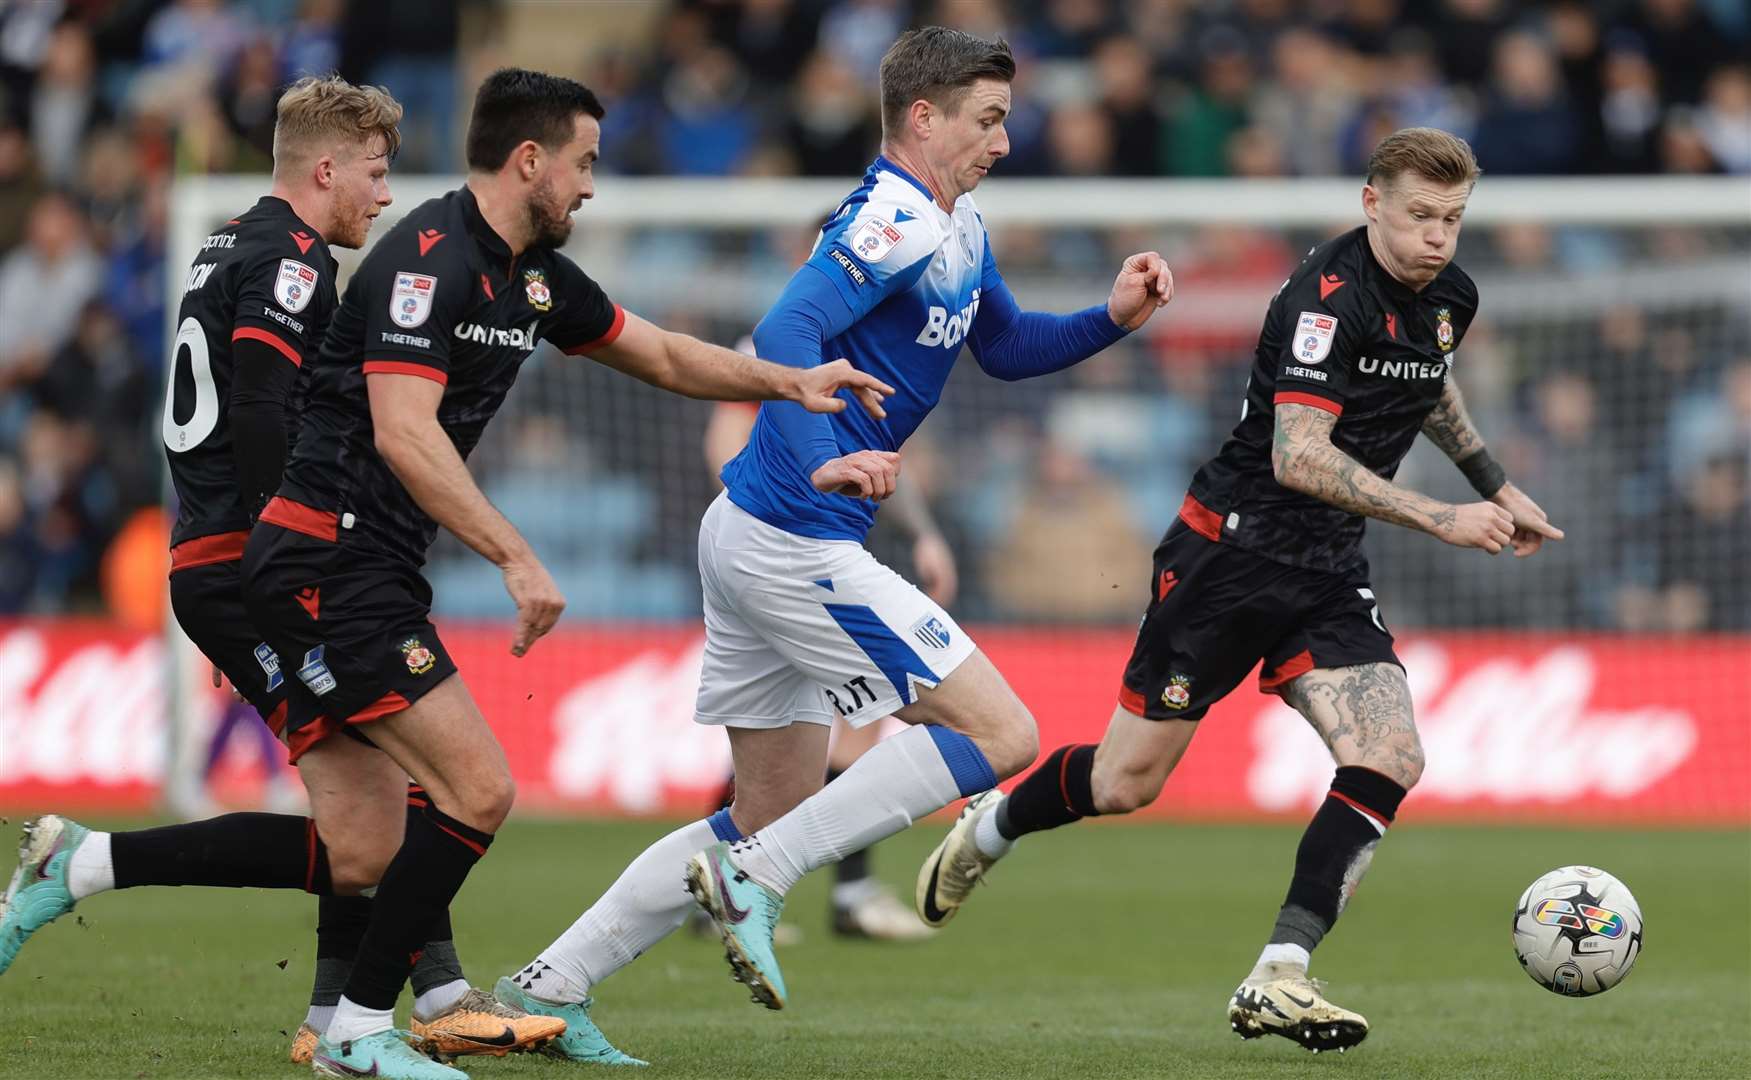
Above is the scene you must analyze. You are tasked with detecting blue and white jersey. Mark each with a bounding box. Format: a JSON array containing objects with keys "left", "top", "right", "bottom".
[{"left": 723, "top": 155, "right": 990, "bottom": 542}]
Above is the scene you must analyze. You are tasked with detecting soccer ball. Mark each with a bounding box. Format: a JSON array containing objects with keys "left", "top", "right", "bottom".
[{"left": 1512, "top": 865, "right": 1643, "bottom": 996}]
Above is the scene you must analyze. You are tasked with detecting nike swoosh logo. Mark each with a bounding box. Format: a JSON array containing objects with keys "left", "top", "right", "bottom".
[
  {"left": 920, "top": 857, "right": 949, "bottom": 924},
  {"left": 1280, "top": 990, "right": 1315, "bottom": 1009},
  {"left": 711, "top": 859, "right": 751, "bottom": 924},
  {"left": 311, "top": 1055, "right": 377, "bottom": 1077},
  {"left": 453, "top": 1026, "right": 519, "bottom": 1048}
]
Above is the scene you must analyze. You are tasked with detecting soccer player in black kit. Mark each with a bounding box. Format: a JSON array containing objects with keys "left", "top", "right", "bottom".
[
  {"left": 915, "top": 128, "right": 1563, "bottom": 1053},
  {"left": 0, "top": 76, "right": 566, "bottom": 1065},
  {"left": 230, "top": 69, "right": 889, "bottom": 1080}
]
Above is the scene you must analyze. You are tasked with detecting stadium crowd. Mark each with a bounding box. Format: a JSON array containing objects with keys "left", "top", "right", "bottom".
[{"left": 0, "top": 0, "right": 1745, "bottom": 631}]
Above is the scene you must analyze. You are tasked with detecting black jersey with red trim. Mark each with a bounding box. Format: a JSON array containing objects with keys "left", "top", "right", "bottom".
[
  {"left": 162, "top": 196, "right": 336, "bottom": 554},
  {"left": 1184, "top": 225, "right": 1478, "bottom": 573},
  {"left": 276, "top": 185, "right": 624, "bottom": 567}
]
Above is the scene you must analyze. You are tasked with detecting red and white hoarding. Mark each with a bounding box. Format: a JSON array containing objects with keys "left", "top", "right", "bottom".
[{"left": 2, "top": 621, "right": 1746, "bottom": 824}]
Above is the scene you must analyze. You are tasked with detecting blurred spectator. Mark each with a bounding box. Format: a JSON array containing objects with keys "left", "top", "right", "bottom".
[
  {"left": 704, "top": 0, "right": 822, "bottom": 90},
  {"left": 1592, "top": 37, "right": 1664, "bottom": 174},
  {"left": 783, "top": 50, "right": 879, "bottom": 177},
  {"left": 0, "top": 120, "right": 46, "bottom": 252},
  {"left": 339, "top": 2, "right": 475, "bottom": 172},
  {"left": 1026, "top": 0, "right": 1121, "bottom": 59},
  {"left": 1617, "top": 0, "right": 1727, "bottom": 106},
  {"left": 818, "top": 0, "right": 908, "bottom": 85},
  {"left": 1045, "top": 101, "right": 1116, "bottom": 176},
  {"left": 982, "top": 440, "right": 1152, "bottom": 622},
  {"left": 1473, "top": 30, "right": 1579, "bottom": 174},
  {"left": 1168, "top": 26, "right": 1253, "bottom": 176},
  {"left": 29, "top": 21, "right": 104, "bottom": 187},
  {"left": 1252, "top": 27, "right": 1360, "bottom": 176},
  {"left": 1427, "top": 0, "right": 1512, "bottom": 88},
  {"left": 1634, "top": 453, "right": 1751, "bottom": 631},
  {"left": 656, "top": 44, "right": 758, "bottom": 176},
  {"left": 1091, "top": 36, "right": 1162, "bottom": 177},
  {"left": 0, "top": 456, "right": 33, "bottom": 612},
  {"left": 1695, "top": 65, "right": 1751, "bottom": 173},
  {"left": 283, "top": 0, "right": 344, "bottom": 81},
  {"left": 218, "top": 35, "right": 284, "bottom": 166},
  {"left": 0, "top": 191, "right": 100, "bottom": 399}
]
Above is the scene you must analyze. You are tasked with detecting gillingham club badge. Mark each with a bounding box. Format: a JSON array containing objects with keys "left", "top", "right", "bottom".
[{"left": 524, "top": 268, "right": 552, "bottom": 312}]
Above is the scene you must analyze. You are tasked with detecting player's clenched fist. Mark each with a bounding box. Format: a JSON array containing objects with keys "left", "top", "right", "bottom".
[
  {"left": 792, "top": 359, "right": 896, "bottom": 419},
  {"left": 1106, "top": 251, "right": 1174, "bottom": 332},
  {"left": 812, "top": 449, "right": 901, "bottom": 501},
  {"left": 1434, "top": 500, "right": 1516, "bottom": 554},
  {"left": 502, "top": 556, "right": 566, "bottom": 656}
]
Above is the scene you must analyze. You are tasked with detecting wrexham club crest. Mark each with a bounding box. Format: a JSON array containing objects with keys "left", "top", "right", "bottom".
[
  {"left": 400, "top": 636, "right": 436, "bottom": 675},
  {"left": 1161, "top": 673, "right": 1192, "bottom": 710},
  {"left": 1435, "top": 307, "right": 1455, "bottom": 352},
  {"left": 524, "top": 268, "right": 552, "bottom": 312}
]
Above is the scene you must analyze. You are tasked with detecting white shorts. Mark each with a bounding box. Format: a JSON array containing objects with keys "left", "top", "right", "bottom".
[{"left": 694, "top": 492, "right": 975, "bottom": 730}]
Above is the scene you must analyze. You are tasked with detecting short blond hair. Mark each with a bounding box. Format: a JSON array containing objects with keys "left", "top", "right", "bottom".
[
  {"left": 1366, "top": 127, "right": 1480, "bottom": 190},
  {"left": 273, "top": 75, "right": 403, "bottom": 176}
]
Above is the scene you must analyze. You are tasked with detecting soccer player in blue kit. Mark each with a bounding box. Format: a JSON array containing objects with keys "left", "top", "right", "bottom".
[{"left": 497, "top": 26, "right": 1172, "bottom": 1053}]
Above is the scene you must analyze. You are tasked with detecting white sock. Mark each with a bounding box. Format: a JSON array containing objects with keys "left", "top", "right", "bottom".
[
  {"left": 529, "top": 817, "right": 723, "bottom": 1001},
  {"left": 325, "top": 996, "right": 395, "bottom": 1043},
  {"left": 1254, "top": 942, "right": 1311, "bottom": 973},
  {"left": 67, "top": 830, "right": 114, "bottom": 900},
  {"left": 973, "top": 799, "right": 1014, "bottom": 859},
  {"left": 830, "top": 876, "right": 882, "bottom": 909},
  {"left": 734, "top": 725, "right": 969, "bottom": 895},
  {"left": 411, "top": 977, "right": 469, "bottom": 1022},
  {"left": 303, "top": 1004, "right": 336, "bottom": 1034}
]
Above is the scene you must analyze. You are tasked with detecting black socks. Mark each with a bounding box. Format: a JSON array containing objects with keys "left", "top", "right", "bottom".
[
  {"left": 1270, "top": 766, "right": 1407, "bottom": 951},
  {"left": 994, "top": 744, "right": 1099, "bottom": 840}
]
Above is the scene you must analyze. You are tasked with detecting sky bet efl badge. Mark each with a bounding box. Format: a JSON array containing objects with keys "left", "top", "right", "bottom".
[
  {"left": 524, "top": 268, "right": 552, "bottom": 312},
  {"left": 391, "top": 272, "right": 436, "bottom": 328},
  {"left": 851, "top": 217, "right": 902, "bottom": 262},
  {"left": 1436, "top": 307, "right": 1455, "bottom": 351},
  {"left": 275, "top": 259, "right": 317, "bottom": 314},
  {"left": 1295, "top": 311, "right": 1337, "bottom": 364}
]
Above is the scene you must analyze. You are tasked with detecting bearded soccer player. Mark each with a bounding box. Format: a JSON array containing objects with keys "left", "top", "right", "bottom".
[
  {"left": 0, "top": 76, "right": 560, "bottom": 1064},
  {"left": 494, "top": 29, "right": 1170, "bottom": 1059},
  {"left": 913, "top": 128, "right": 1564, "bottom": 1053},
  {"left": 225, "top": 68, "right": 888, "bottom": 1080}
]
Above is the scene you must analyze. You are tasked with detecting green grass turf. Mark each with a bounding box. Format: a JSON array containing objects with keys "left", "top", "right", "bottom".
[{"left": 0, "top": 819, "right": 1746, "bottom": 1079}]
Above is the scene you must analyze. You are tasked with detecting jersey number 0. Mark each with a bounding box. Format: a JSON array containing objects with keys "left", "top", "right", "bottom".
[{"left": 162, "top": 316, "right": 219, "bottom": 452}]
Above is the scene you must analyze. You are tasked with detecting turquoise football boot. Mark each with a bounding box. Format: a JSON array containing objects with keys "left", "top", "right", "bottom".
[
  {"left": 493, "top": 975, "right": 647, "bottom": 1066},
  {"left": 311, "top": 1029, "right": 467, "bottom": 1078},
  {"left": 685, "top": 842, "right": 788, "bottom": 1009},
  {"left": 0, "top": 815, "right": 90, "bottom": 976}
]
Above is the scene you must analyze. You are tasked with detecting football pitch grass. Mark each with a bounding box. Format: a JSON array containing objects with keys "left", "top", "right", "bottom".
[{"left": 1, "top": 818, "right": 1746, "bottom": 1079}]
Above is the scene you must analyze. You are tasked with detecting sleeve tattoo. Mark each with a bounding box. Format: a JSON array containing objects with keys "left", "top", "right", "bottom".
[
  {"left": 1272, "top": 402, "right": 1457, "bottom": 536},
  {"left": 1419, "top": 377, "right": 1487, "bottom": 462}
]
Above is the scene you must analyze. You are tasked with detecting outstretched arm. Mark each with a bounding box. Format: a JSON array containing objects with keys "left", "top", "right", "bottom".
[
  {"left": 1419, "top": 378, "right": 1564, "bottom": 556},
  {"left": 969, "top": 251, "right": 1171, "bottom": 381},
  {"left": 591, "top": 310, "right": 891, "bottom": 416},
  {"left": 1272, "top": 401, "right": 1513, "bottom": 552}
]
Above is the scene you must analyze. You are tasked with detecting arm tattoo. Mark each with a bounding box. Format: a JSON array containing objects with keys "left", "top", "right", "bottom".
[
  {"left": 1273, "top": 403, "right": 1456, "bottom": 536},
  {"left": 1420, "top": 378, "right": 1488, "bottom": 462}
]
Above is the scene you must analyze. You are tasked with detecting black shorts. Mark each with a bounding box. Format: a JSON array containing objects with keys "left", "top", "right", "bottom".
[
  {"left": 1118, "top": 519, "right": 1401, "bottom": 722},
  {"left": 240, "top": 516, "right": 457, "bottom": 760},
  {"left": 167, "top": 557, "right": 287, "bottom": 730}
]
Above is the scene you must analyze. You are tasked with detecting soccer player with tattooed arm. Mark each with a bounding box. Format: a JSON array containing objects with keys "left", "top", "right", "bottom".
[
  {"left": 914, "top": 127, "right": 1563, "bottom": 1054},
  {"left": 2, "top": 68, "right": 890, "bottom": 1080}
]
